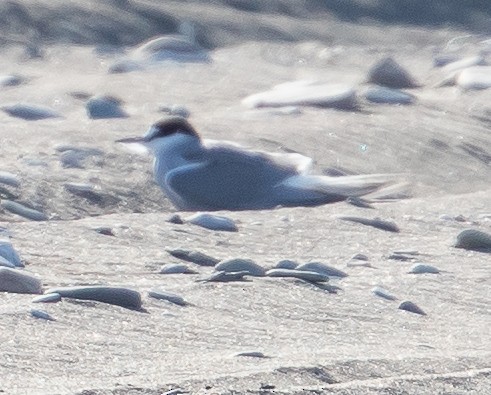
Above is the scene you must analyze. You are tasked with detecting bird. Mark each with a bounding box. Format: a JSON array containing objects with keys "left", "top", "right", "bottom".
[{"left": 116, "top": 117, "right": 398, "bottom": 211}]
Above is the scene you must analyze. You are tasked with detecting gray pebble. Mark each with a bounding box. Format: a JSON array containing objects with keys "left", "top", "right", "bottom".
[
  {"left": 148, "top": 290, "right": 187, "bottom": 306},
  {"left": 274, "top": 259, "right": 298, "bottom": 270},
  {"left": 32, "top": 293, "right": 62, "bottom": 303},
  {"left": 234, "top": 351, "right": 268, "bottom": 358},
  {"left": 166, "top": 248, "right": 219, "bottom": 266},
  {"left": 159, "top": 104, "right": 190, "bottom": 118},
  {"left": 371, "top": 286, "right": 397, "bottom": 301},
  {"left": 364, "top": 86, "right": 415, "bottom": 105},
  {"left": 454, "top": 229, "right": 491, "bottom": 252},
  {"left": 108, "top": 59, "right": 144, "bottom": 74},
  {"left": 30, "top": 309, "right": 56, "bottom": 321},
  {"left": 1, "top": 200, "right": 48, "bottom": 221},
  {"left": 433, "top": 54, "right": 461, "bottom": 68},
  {"left": 186, "top": 213, "right": 238, "bottom": 232},
  {"left": 265, "top": 268, "right": 330, "bottom": 283},
  {"left": 409, "top": 264, "right": 440, "bottom": 274},
  {"left": 296, "top": 262, "right": 348, "bottom": 278},
  {"left": 0, "top": 240, "right": 23, "bottom": 267},
  {"left": 1, "top": 103, "right": 61, "bottom": 120},
  {"left": 58, "top": 147, "right": 104, "bottom": 169},
  {"left": 167, "top": 214, "right": 184, "bottom": 224},
  {"left": 198, "top": 270, "right": 249, "bottom": 283},
  {"left": 159, "top": 263, "right": 197, "bottom": 274},
  {"left": 86, "top": 95, "right": 128, "bottom": 119},
  {"left": 0, "top": 171, "right": 21, "bottom": 187},
  {"left": 0, "top": 268, "right": 43, "bottom": 294},
  {"left": 45, "top": 286, "right": 142, "bottom": 310},
  {"left": 0, "top": 74, "right": 24, "bottom": 87},
  {"left": 367, "top": 57, "right": 419, "bottom": 88},
  {"left": 351, "top": 253, "right": 369, "bottom": 261},
  {"left": 215, "top": 258, "right": 266, "bottom": 276},
  {"left": 388, "top": 253, "right": 416, "bottom": 262},
  {"left": 132, "top": 35, "right": 210, "bottom": 63},
  {"left": 92, "top": 227, "right": 115, "bottom": 236},
  {"left": 339, "top": 216, "right": 400, "bottom": 232},
  {"left": 399, "top": 300, "right": 426, "bottom": 316}
]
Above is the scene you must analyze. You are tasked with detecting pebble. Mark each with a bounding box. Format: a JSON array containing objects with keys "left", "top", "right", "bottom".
[
  {"left": 30, "top": 309, "right": 56, "bottom": 321},
  {"left": 186, "top": 213, "right": 238, "bottom": 232},
  {"left": 32, "top": 293, "right": 62, "bottom": 303},
  {"left": 108, "top": 59, "right": 144, "bottom": 74},
  {"left": 0, "top": 268, "right": 43, "bottom": 294},
  {"left": 409, "top": 263, "right": 440, "bottom": 274},
  {"left": 433, "top": 54, "right": 461, "bottom": 67},
  {"left": 159, "top": 104, "right": 190, "bottom": 118},
  {"left": 64, "top": 182, "right": 96, "bottom": 195},
  {"left": 339, "top": 216, "right": 400, "bottom": 232},
  {"left": 45, "top": 286, "right": 142, "bottom": 310},
  {"left": 234, "top": 351, "right": 268, "bottom": 358},
  {"left": 454, "top": 229, "right": 491, "bottom": 252},
  {"left": 371, "top": 286, "right": 397, "bottom": 301},
  {"left": 159, "top": 263, "right": 197, "bottom": 274},
  {"left": 295, "top": 262, "right": 348, "bottom": 278},
  {"left": 197, "top": 270, "right": 249, "bottom": 282},
  {"left": 367, "top": 57, "right": 419, "bottom": 88},
  {"left": 0, "top": 171, "right": 21, "bottom": 187},
  {"left": 92, "top": 227, "right": 116, "bottom": 236},
  {"left": 215, "top": 258, "right": 266, "bottom": 276},
  {"left": 1, "top": 200, "right": 48, "bottom": 221},
  {"left": 364, "top": 86, "right": 415, "bottom": 105},
  {"left": 265, "top": 268, "right": 330, "bottom": 283},
  {"left": 0, "top": 74, "right": 24, "bottom": 87},
  {"left": 1, "top": 103, "right": 61, "bottom": 120},
  {"left": 399, "top": 300, "right": 426, "bottom": 316},
  {"left": 166, "top": 248, "right": 219, "bottom": 266},
  {"left": 274, "top": 260, "right": 298, "bottom": 269},
  {"left": 0, "top": 239, "right": 23, "bottom": 267},
  {"left": 132, "top": 35, "right": 210, "bottom": 63},
  {"left": 388, "top": 253, "right": 416, "bottom": 261},
  {"left": 456, "top": 66, "right": 491, "bottom": 90},
  {"left": 58, "top": 146, "right": 104, "bottom": 169},
  {"left": 167, "top": 214, "right": 184, "bottom": 224},
  {"left": 148, "top": 290, "right": 187, "bottom": 306},
  {"left": 86, "top": 95, "right": 128, "bottom": 119},
  {"left": 351, "top": 253, "right": 369, "bottom": 261},
  {"left": 243, "top": 80, "right": 358, "bottom": 110}
]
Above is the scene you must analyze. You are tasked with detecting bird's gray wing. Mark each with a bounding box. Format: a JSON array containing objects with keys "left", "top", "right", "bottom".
[{"left": 166, "top": 148, "right": 296, "bottom": 210}]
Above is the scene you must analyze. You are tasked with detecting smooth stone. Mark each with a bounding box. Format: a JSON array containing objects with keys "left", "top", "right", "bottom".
[
  {"left": 148, "top": 290, "right": 187, "bottom": 306},
  {"left": 167, "top": 214, "right": 184, "bottom": 224},
  {"left": 372, "top": 286, "right": 397, "bottom": 301},
  {"left": 409, "top": 264, "right": 440, "bottom": 274},
  {"left": 159, "top": 104, "right": 190, "bottom": 118},
  {"left": 1, "top": 103, "right": 61, "bottom": 120},
  {"left": 215, "top": 258, "right": 266, "bottom": 276},
  {"left": 1, "top": 200, "right": 48, "bottom": 221},
  {"left": 234, "top": 351, "right": 268, "bottom": 358},
  {"left": 92, "top": 227, "right": 115, "bottom": 236},
  {"left": 399, "top": 301, "right": 426, "bottom": 316},
  {"left": 45, "top": 286, "right": 142, "bottom": 310},
  {"left": 58, "top": 147, "right": 104, "bottom": 169},
  {"left": 243, "top": 80, "right": 358, "bottom": 110},
  {"left": 159, "top": 263, "right": 197, "bottom": 274},
  {"left": 166, "top": 249, "right": 219, "bottom": 266},
  {"left": 367, "top": 57, "right": 418, "bottom": 88},
  {"left": 132, "top": 35, "right": 210, "bottom": 63},
  {"left": 197, "top": 270, "right": 249, "bottom": 282},
  {"left": 186, "top": 213, "right": 238, "bottom": 232},
  {"left": 274, "top": 260, "right": 298, "bottom": 269},
  {"left": 0, "top": 240, "right": 23, "bottom": 267},
  {"left": 454, "top": 229, "right": 491, "bottom": 252},
  {"left": 86, "top": 95, "right": 128, "bottom": 119},
  {"left": 108, "top": 59, "right": 144, "bottom": 74},
  {"left": 30, "top": 309, "right": 56, "bottom": 321},
  {"left": 295, "top": 262, "right": 348, "bottom": 278},
  {"left": 364, "top": 86, "right": 415, "bottom": 105},
  {"left": 0, "top": 256, "right": 16, "bottom": 268},
  {"left": 265, "top": 268, "right": 329, "bottom": 283},
  {"left": 456, "top": 66, "right": 491, "bottom": 90},
  {"left": 388, "top": 253, "right": 416, "bottom": 261},
  {"left": 64, "top": 182, "right": 96, "bottom": 195},
  {"left": 0, "top": 268, "right": 42, "bottom": 294},
  {"left": 32, "top": 293, "right": 61, "bottom": 303},
  {"left": 339, "top": 216, "right": 400, "bottom": 232},
  {"left": 0, "top": 74, "right": 24, "bottom": 87},
  {"left": 351, "top": 253, "right": 369, "bottom": 261},
  {"left": 0, "top": 171, "right": 21, "bottom": 187}
]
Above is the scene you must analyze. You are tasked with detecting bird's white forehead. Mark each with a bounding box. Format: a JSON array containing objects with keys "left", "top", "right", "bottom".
[{"left": 144, "top": 125, "right": 160, "bottom": 140}]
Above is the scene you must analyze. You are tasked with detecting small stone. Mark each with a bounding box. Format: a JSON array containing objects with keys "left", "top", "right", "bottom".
[
  {"left": 32, "top": 293, "right": 62, "bottom": 303},
  {"left": 30, "top": 309, "right": 56, "bottom": 321},
  {"left": 1, "top": 103, "right": 61, "bottom": 120},
  {"left": 388, "top": 254, "right": 416, "bottom": 261},
  {"left": 454, "top": 229, "right": 491, "bottom": 252},
  {"left": 148, "top": 290, "right": 187, "bottom": 306},
  {"left": 0, "top": 171, "right": 21, "bottom": 187},
  {"left": 93, "top": 227, "right": 115, "bottom": 236},
  {"left": 351, "top": 253, "right": 369, "bottom": 261},
  {"left": 159, "top": 263, "right": 197, "bottom": 274},
  {"left": 0, "top": 268, "right": 43, "bottom": 294},
  {"left": 45, "top": 286, "right": 142, "bottom": 310},
  {"left": 295, "top": 262, "right": 348, "bottom": 278},
  {"left": 86, "top": 95, "right": 128, "bottom": 119},
  {"left": 372, "top": 286, "right": 397, "bottom": 301},
  {"left": 0, "top": 74, "right": 24, "bottom": 87},
  {"left": 457, "top": 66, "right": 491, "bottom": 90},
  {"left": 274, "top": 260, "right": 298, "bottom": 269},
  {"left": 58, "top": 146, "right": 104, "bottom": 169},
  {"left": 167, "top": 214, "right": 184, "bottom": 224},
  {"left": 166, "top": 249, "right": 219, "bottom": 266},
  {"left": 197, "top": 270, "right": 249, "bottom": 282},
  {"left": 185, "top": 213, "right": 238, "bottom": 232},
  {"left": 364, "top": 86, "right": 415, "bottom": 105},
  {"left": 108, "top": 59, "right": 143, "bottom": 74},
  {"left": 0, "top": 240, "right": 23, "bottom": 267},
  {"left": 339, "top": 216, "right": 400, "bottom": 232},
  {"left": 399, "top": 300, "right": 426, "bottom": 316},
  {"left": 265, "top": 268, "right": 330, "bottom": 283},
  {"left": 215, "top": 258, "right": 266, "bottom": 276},
  {"left": 409, "top": 264, "right": 440, "bottom": 274},
  {"left": 132, "top": 35, "right": 210, "bottom": 63},
  {"left": 1, "top": 200, "right": 48, "bottom": 221},
  {"left": 234, "top": 351, "right": 268, "bottom": 358},
  {"left": 367, "top": 57, "right": 419, "bottom": 88}
]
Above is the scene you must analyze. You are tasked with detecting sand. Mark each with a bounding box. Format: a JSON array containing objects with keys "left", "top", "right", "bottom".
[{"left": 0, "top": 2, "right": 490, "bottom": 394}]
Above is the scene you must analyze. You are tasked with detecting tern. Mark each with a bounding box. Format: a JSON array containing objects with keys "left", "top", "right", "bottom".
[{"left": 116, "top": 117, "right": 397, "bottom": 211}]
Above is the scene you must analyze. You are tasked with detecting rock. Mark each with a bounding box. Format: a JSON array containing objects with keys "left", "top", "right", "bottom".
[
  {"left": 339, "top": 216, "right": 400, "bottom": 232},
  {"left": 243, "top": 80, "right": 358, "bottom": 110},
  {"left": 399, "top": 300, "right": 426, "bottom": 316},
  {"left": 58, "top": 146, "right": 104, "bottom": 169},
  {"left": 197, "top": 270, "right": 249, "bottom": 282},
  {"left": 32, "top": 293, "right": 62, "bottom": 303},
  {"left": 30, "top": 309, "right": 56, "bottom": 321},
  {"left": 1, "top": 200, "right": 48, "bottom": 221},
  {"left": 92, "top": 227, "right": 115, "bottom": 236},
  {"left": 0, "top": 74, "right": 24, "bottom": 87},
  {"left": 456, "top": 66, "right": 491, "bottom": 90},
  {"left": 167, "top": 214, "right": 184, "bottom": 224},
  {"left": 132, "top": 35, "right": 210, "bottom": 63},
  {"left": 159, "top": 263, "right": 197, "bottom": 274},
  {"left": 409, "top": 264, "right": 440, "bottom": 274},
  {"left": 454, "top": 229, "right": 491, "bottom": 252},
  {"left": 86, "top": 95, "right": 128, "bottom": 119},
  {"left": 372, "top": 286, "right": 397, "bottom": 301},
  {"left": 215, "top": 258, "right": 266, "bottom": 276},
  {"left": 166, "top": 248, "right": 219, "bottom": 266},
  {"left": 364, "top": 86, "right": 415, "bottom": 105},
  {"left": 1, "top": 103, "right": 61, "bottom": 120},
  {"left": 148, "top": 290, "right": 187, "bottom": 306},
  {"left": 234, "top": 351, "right": 268, "bottom": 358},
  {"left": 274, "top": 260, "right": 298, "bottom": 269},
  {"left": 265, "top": 268, "right": 330, "bottom": 283},
  {"left": 0, "top": 239, "right": 23, "bottom": 267},
  {"left": 295, "top": 262, "right": 348, "bottom": 278},
  {"left": 0, "top": 268, "right": 42, "bottom": 294},
  {"left": 108, "top": 59, "right": 143, "bottom": 74},
  {"left": 367, "top": 57, "right": 419, "bottom": 88},
  {"left": 388, "top": 253, "right": 416, "bottom": 261},
  {"left": 351, "top": 253, "right": 369, "bottom": 261},
  {"left": 45, "top": 286, "right": 142, "bottom": 310},
  {"left": 0, "top": 171, "right": 21, "bottom": 187},
  {"left": 185, "top": 213, "right": 238, "bottom": 232}
]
